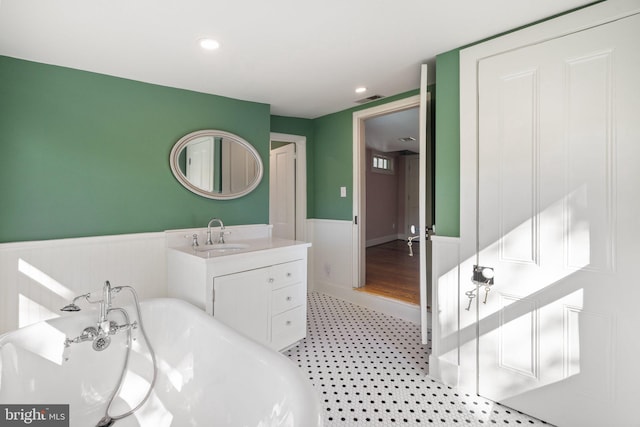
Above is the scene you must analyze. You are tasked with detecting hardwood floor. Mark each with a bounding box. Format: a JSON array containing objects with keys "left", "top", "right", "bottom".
[{"left": 357, "top": 239, "right": 420, "bottom": 305}]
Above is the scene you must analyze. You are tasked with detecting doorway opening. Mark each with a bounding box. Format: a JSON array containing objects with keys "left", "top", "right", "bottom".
[
  {"left": 362, "top": 239, "right": 420, "bottom": 304},
  {"left": 357, "top": 107, "right": 421, "bottom": 305},
  {"left": 351, "top": 92, "right": 433, "bottom": 304}
]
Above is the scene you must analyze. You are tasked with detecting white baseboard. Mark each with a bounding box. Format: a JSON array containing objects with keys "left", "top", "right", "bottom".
[
  {"left": 365, "top": 234, "right": 402, "bottom": 247},
  {"left": 428, "top": 355, "right": 461, "bottom": 389}
]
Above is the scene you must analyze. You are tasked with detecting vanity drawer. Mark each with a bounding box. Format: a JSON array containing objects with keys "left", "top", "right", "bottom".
[
  {"left": 271, "top": 283, "right": 305, "bottom": 315},
  {"left": 269, "top": 260, "right": 305, "bottom": 289},
  {"left": 271, "top": 305, "right": 306, "bottom": 351}
]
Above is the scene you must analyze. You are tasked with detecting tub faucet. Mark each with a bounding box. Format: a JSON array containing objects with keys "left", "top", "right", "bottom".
[
  {"left": 61, "top": 280, "right": 136, "bottom": 353},
  {"left": 98, "top": 281, "right": 113, "bottom": 336},
  {"left": 60, "top": 282, "right": 157, "bottom": 426},
  {"left": 206, "top": 218, "right": 225, "bottom": 244}
]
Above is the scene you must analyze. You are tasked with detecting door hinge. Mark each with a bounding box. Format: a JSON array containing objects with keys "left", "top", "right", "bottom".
[
  {"left": 425, "top": 225, "right": 435, "bottom": 240},
  {"left": 354, "top": 215, "right": 358, "bottom": 225}
]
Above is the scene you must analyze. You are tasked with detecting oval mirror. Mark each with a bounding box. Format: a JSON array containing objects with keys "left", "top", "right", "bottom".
[{"left": 169, "top": 129, "right": 263, "bottom": 200}]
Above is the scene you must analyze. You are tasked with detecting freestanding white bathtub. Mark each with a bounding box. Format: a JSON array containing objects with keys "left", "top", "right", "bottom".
[{"left": 0, "top": 297, "right": 322, "bottom": 427}]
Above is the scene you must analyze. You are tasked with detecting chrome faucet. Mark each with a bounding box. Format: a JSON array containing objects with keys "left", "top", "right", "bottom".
[
  {"left": 61, "top": 280, "right": 137, "bottom": 353},
  {"left": 98, "top": 280, "right": 113, "bottom": 336},
  {"left": 60, "top": 282, "right": 158, "bottom": 427},
  {"left": 206, "top": 218, "right": 225, "bottom": 244}
]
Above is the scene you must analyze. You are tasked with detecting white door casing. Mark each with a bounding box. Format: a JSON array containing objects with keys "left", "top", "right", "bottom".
[
  {"left": 457, "top": 3, "right": 640, "bottom": 426},
  {"left": 352, "top": 64, "right": 432, "bottom": 343},
  {"left": 352, "top": 95, "right": 420, "bottom": 288},
  {"left": 270, "top": 143, "right": 296, "bottom": 240},
  {"left": 418, "top": 64, "right": 432, "bottom": 341}
]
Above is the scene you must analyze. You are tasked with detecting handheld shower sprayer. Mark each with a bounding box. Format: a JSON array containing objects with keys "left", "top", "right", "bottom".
[
  {"left": 60, "top": 293, "right": 91, "bottom": 312},
  {"left": 60, "top": 281, "right": 122, "bottom": 314},
  {"left": 60, "top": 280, "right": 157, "bottom": 427},
  {"left": 61, "top": 281, "right": 124, "bottom": 351}
]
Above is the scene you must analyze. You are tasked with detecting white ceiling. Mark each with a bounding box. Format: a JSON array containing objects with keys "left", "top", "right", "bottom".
[
  {"left": 365, "top": 107, "right": 419, "bottom": 153},
  {"left": 0, "top": 0, "right": 593, "bottom": 119}
]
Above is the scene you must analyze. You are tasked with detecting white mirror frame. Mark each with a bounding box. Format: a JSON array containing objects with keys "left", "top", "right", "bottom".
[{"left": 169, "top": 129, "right": 263, "bottom": 200}]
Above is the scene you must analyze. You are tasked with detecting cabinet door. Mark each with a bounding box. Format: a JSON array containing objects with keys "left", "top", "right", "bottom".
[{"left": 213, "top": 268, "right": 269, "bottom": 345}]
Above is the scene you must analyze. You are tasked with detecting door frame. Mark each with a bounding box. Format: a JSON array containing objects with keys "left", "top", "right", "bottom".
[
  {"left": 352, "top": 95, "right": 420, "bottom": 288},
  {"left": 269, "top": 133, "right": 307, "bottom": 241},
  {"left": 456, "top": 0, "right": 640, "bottom": 397}
]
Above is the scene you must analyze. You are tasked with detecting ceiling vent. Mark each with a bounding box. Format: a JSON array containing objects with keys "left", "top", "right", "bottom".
[
  {"left": 398, "top": 137, "right": 416, "bottom": 143},
  {"left": 355, "top": 94, "right": 385, "bottom": 104}
]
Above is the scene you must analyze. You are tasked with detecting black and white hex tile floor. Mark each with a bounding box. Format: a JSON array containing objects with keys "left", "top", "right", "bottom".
[{"left": 284, "top": 292, "right": 550, "bottom": 426}]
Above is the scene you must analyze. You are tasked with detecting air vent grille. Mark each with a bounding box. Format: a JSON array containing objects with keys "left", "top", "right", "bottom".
[
  {"left": 398, "top": 137, "right": 416, "bottom": 143},
  {"left": 355, "top": 94, "right": 385, "bottom": 104}
]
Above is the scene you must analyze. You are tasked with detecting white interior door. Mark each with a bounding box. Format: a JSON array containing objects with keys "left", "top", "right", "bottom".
[
  {"left": 405, "top": 155, "right": 419, "bottom": 239},
  {"left": 418, "top": 64, "right": 432, "bottom": 343},
  {"left": 186, "top": 136, "right": 214, "bottom": 192},
  {"left": 270, "top": 143, "right": 296, "bottom": 240},
  {"left": 222, "top": 139, "right": 258, "bottom": 194},
  {"left": 476, "top": 13, "right": 640, "bottom": 426}
]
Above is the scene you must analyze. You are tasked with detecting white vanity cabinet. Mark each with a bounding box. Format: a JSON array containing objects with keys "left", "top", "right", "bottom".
[
  {"left": 213, "top": 260, "right": 306, "bottom": 350},
  {"left": 167, "top": 239, "right": 310, "bottom": 351}
]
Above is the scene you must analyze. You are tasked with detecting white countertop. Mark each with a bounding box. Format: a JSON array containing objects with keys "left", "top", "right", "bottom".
[{"left": 169, "top": 237, "right": 311, "bottom": 260}]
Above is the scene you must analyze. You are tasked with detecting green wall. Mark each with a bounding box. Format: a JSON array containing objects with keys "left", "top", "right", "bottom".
[
  {"left": 428, "top": 3, "right": 599, "bottom": 238},
  {"left": 311, "top": 89, "right": 432, "bottom": 221},
  {"left": 311, "top": 108, "right": 357, "bottom": 220},
  {"left": 1, "top": 55, "right": 453, "bottom": 243},
  {"left": 434, "top": 49, "right": 460, "bottom": 237},
  {"left": 272, "top": 91, "right": 445, "bottom": 225},
  {"left": 0, "top": 56, "right": 271, "bottom": 243}
]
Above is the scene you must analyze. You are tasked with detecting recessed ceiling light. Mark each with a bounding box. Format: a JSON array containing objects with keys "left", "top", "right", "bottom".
[
  {"left": 355, "top": 87, "right": 367, "bottom": 94},
  {"left": 199, "top": 38, "right": 220, "bottom": 50}
]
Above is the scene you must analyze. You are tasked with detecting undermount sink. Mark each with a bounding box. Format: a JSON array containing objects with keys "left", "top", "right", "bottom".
[{"left": 195, "top": 243, "right": 250, "bottom": 252}]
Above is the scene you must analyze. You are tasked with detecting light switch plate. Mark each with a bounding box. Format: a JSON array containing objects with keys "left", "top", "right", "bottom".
[{"left": 340, "top": 186, "right": 347, "bottom": 197}]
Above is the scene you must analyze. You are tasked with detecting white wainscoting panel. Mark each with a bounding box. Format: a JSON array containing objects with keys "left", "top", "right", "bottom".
[
  {"left": 309, "top": 219, "right": 420, "bottom": 324},
  {"left": 0, "top": 232, "right": 167, "bottom": 334},
  {"left": 305, "top": 219, "right": 316, "bottom": 292},
  {"left": 429, "top": 236, "right": 462, "bottom": 388},
  {"left": 309, "top": 219, "right": 354, "bottom": 291}
]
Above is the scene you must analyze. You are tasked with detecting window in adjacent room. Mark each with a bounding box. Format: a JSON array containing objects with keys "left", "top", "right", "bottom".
[{"left": 372, "top": 154, "right": 394, "bottom": 174}]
